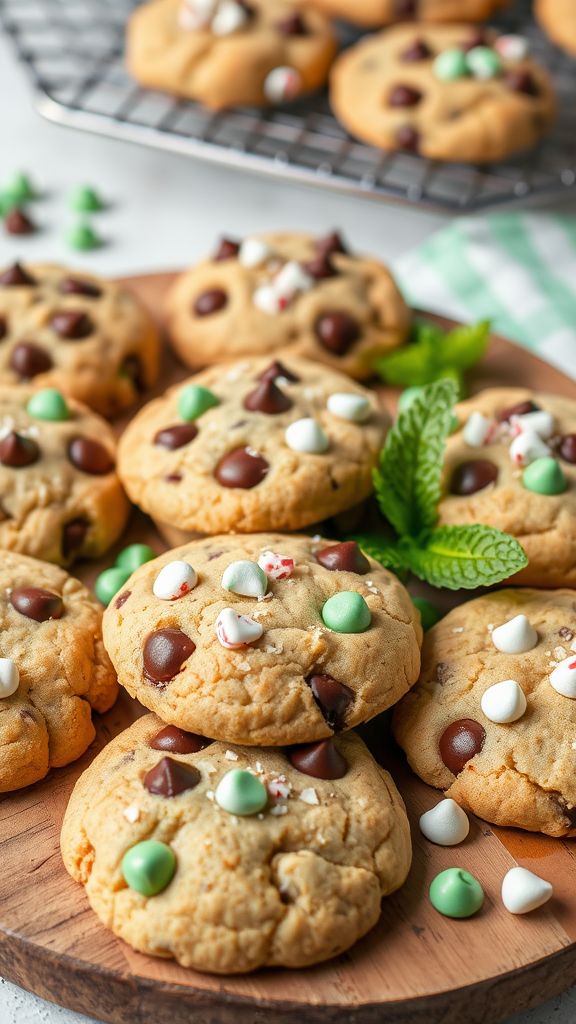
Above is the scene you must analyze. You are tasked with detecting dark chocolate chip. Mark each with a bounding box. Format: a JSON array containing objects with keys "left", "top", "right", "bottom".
[
  {"left": 0, "top": 318, "right": 6, "bottom": 340},
  {"left": 59, "top": 276, "right": 102, "bottom": 298},
  {"left": 0, "top": 431, "right": 40, "bottom": 468},
  {"left": 258, "top": 360, "right": 300, "bottom": 384},
  {"left": 165, "top": 472, "right": 183, "bottom": 483},
  {"left": 115, "top": 590, "right": 131, "bottom": 609},
  {"left": 215, "top": 447, "right": 269, "bottom": 488},
  {"left": 276, "top": 12, "right": 307, "bottom": 34},
  {"left": 559, "top": 626, "right": 575, "bottom": 642},
  {"left": 498, "top": 399, "right": 539, "bottom": 422},
  {"left": 50, "top": 310, "right": 93, "bottom": 340},
  {"left": 0, "top": 262, "right": 36, "bottom": 286},
  {"left": 308, "top": 673, "right": 354, "bottom": 731},
  {"left": 315, "top": 541, "right": 370, "bottom": 575},
  {"left": 68, "top": 437, "right": 114, "bottom": 475},
  {"left": 315, "top": 311, "right": 360, "bottom": 355},
  {"left": 288, "top": 738, "right": 348, "bottom": 779},
  {"left": 150, "top": 724, "right": 212, "bottom": 754},
  {"left": 62, "top": 518, "right": 88, "bottom": 559},
  {"left": 154, "top": 423, "right": 198, "bottom": 450},
  {"left": 214, "top": 237, "right": 240, "bottom": 261},
  {"left": 194, "top": 289, "right": 228, "bottom": 316},
  {"left": 450, "top": 460, "right": 498, "bottom": 495},
  {"left": 143, "top": 627, "right": 196, "bottom": 685},
  {"left": 10, "top": 586, "right": 64, "bottom": 622},
  {"left": 559, "top": 434, "right": 576, "bottom": 464},
  {"left": 396, "top": 124, "right": 420, "bottom": 152},
  {"left": 315, "top": 231, "right": 348, "bottom": 258},
  {"left": 143, "top": 756, "right": 201, "bottom": 797},
  {"left": 394, "top": 0, "right": 417, "bottom": 15},
  {"left": 243, "top": 378, "right": 293, "bottom": 415},
  {"left": 5, "top": 208, "right": 35, "bottom": 236},
  {"left": 121, "top": 354, "right": 145, "bottom": 393},
  {"left": 506, "top": 70, "right": 539, "bottom": 95},
  {"left": 389, "top": 84, "right": 422, "bottom": 107},
  {"left": 302, "top": 253, "right": 337, "bottom": 280},
  {"left": 439, "top": 719, "right": 486, "bottom": 775},
  {"left": 9, "top": 341, "right": 52, "bottom": 379},
  {"left": 401, "top": 39, "right": 431, "bottom": 62}
]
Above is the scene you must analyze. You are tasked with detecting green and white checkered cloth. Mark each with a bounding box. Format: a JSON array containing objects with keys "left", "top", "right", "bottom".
[{"left": 395, "top": 213, "right": 576, "bottom": 380}]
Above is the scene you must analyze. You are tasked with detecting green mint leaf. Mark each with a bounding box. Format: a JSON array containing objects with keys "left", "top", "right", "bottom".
[
  {"left": 374, "top": 378, "right": 458, "bottom": 538},
  {"left": 401, "top": 525, "right": 528, "bottom": 590},
  {"left": 348, "top": 534, "right": 408, "bottom": 574},
  {"left": 373, "top": 322, "right": 437, "bottom": 388},
  {"left": 438, "top": 320, "right": 491, "bottom": 372}
]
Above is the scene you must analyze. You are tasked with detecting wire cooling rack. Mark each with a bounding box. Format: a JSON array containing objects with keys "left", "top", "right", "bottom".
[{"left": 0, "top": 0, "right": 575, "bottom": 211}]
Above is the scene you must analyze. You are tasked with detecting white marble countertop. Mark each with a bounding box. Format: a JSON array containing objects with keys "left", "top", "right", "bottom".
[{"left": 1, "top": 21, "right": 576, "bottom": 1024}]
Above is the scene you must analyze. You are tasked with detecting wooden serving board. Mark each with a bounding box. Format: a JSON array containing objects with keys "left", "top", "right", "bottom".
[{"left": 1, "top": 272, "right": 575, "bottom": 1024}]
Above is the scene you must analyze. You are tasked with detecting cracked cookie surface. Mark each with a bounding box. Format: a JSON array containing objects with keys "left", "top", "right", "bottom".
[
  {"left": 102, "top": 533, "right": 422, "bottom": 745},
  {"left": 0, "top": 385, "right": 129, "bottom": 566},
  {"left": 117, "top": 355, "right": 388, "bottom": 535},
  {"left": 330, "top": 24, "right": 555, "bottom": 163},
  {"left": 166, "top": 231, "right": 410, "bottom": 380},
  {"left": 393, "top": 589, "right": 576, "bottom": 836},
  {"left": 438, "top": 388, "right": 576, "bottom": 587},
  {"left": 536, "top": 0, "right": 576, "bottom": 56},
  {"left": 0, "top": 551, "right": 117, "bottom": 792},
  {"left": 0, "top": 262, "right": 160, "bottom": 417},
  {"left": 307, "top": 0, "right": 507, "bottom": 28},
  {"left": 127, "top": 0, "right": 337, "bottom": 110},
  {"left": 61, "top": 712, "right": 411, "bottom": 972}
]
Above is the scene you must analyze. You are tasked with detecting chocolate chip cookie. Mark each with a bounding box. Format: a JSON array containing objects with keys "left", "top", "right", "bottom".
[
  {"left": 0, "top": 551, "right": 117, "bottom": 792},
  {"left": 308, "top": 0, "right": 508, "bottom": 29},
  {"left": 439, "top": 388, "right": 576, "bottom": 587},
  {"left": 61, "top": 712, "right": 411, "bottom": 971},
  {"left": 0, "top": 262, "right": 160, "bottom": 417},
  {"left": 330, "top": 25, "right": 555, "bottom": 162},
  {"left": 117, "top": 356, "right": 387, "bottom": 537},
  {"left": 0, "top": 385, "right": 129, "bottom": 566},
  {"left": 536, "top": 0, "right": 576, "bottom": 56},
  {"left": 102, "top": 534, "right": 422, "bottom": 745},
  {"left": 127, "top": 0, "right": 337, "bottom": 110},
  {"left": 166, "top": 231, "right": 410, "bottom": 380},
  {"left": 394, "top": 589, "right": 576, "bottom": 837}
]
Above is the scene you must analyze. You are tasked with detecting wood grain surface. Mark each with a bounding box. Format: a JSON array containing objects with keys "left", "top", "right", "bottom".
[{"left": 1, "top": 272, "right": 575, "bottom": 1024}]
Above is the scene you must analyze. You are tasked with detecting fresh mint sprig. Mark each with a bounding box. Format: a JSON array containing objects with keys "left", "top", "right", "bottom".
[
  {"left": 373, "top": 319, "right": 491, "bottom": 392},
  {"left": 351, "top": 380, "right": 528, "bottom": 590}
]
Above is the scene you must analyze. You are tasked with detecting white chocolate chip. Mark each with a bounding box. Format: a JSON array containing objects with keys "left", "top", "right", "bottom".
[
  {"left": 0, "top": 658, "right": 19, "bottom": 699},
  {"left": 463, "top": 411, "right": 495, "bottom": 448},
  {"left": 511, "top": 409, "right": 555, "bottom": 440},
  {"left": 253, "top": 284, "right": 283, "bottom": 315},
  {"left": 492, "top": 614, "right": 538, "bottom": 654},
  {"left": 263, "top": 66, "right": 301, "bottom": 103},
  {"left": 327, "top": 392, "right": 371, "bottom": 423},
  {"left": 273, "top": 260, "right": 313, "bottom": 300},
  {"left": 225, "top": 749, "right": 239, "bottom": 761},
  {"left": 509, "top": 429, "right": 550, "bottom": 467},
  {"left": 285, "top": 418, "right": 329, "bottom": 454},
  {"left": 480, "top": 679, "right": 527, "bottom": 724},
  {"left": 211, "top": 0, "right": 248, "bottom": 35},
  {"left": 550, "top": 656, "right": 576, "bottom": 698},
  {"left": 495, "top": 35, "right": 529, "bottom": 61},
  {"left": 419, "top": 799, "right": 470, "bottom": 846},
  {"left": 238, "top": 236, "right": 270, "bottom": 268},
  {"left": 222, "top": 559, "right": 268, "bottom": 598},
  {"left": 153, "top": 560, "right": 197, "bottom": 601},
  {"left": 501, "top": 867, "right": 552, "bottom": 914}
]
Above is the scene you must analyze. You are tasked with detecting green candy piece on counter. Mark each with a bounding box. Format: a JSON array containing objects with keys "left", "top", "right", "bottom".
[
  {"left": 321, "top": 591, "right": 372, "bottom": 633},
  {"left": 177, "top": 384, "right": 219, "bottom": 422},
  {"left": 466, "top": 46, "right": 502, "bottom": 80},
  {"left": 116, "top": 543, "right": 156, "bottom": 572},
  {"left": 522, "top": 457, "right": 567, "bottom": 496},
  {"left": 122, "top": 840, "right": 176, "bottom": 897},
  {"left": 95, "top": 566, "right": 131, "bottom": 605},
  {"left": 434, "top": 48, "right": 469, "bottom": 81},
  {"left": 66, "top": 221, "right": 101, "bottom": 251},
  {"left": 215, "top": 768, "right": 268, "bottom": 816},
  {"left": 4, "top": 172, "right": 35, "bottom": 204},
  {"left": 69, "top": 185, "right": 104, "bottom": 213},
  {"left": 412, "top": 596, "right": 441, "bottom": 632},
  {"left": 26, "top": 388, "right": 70, "bottom": 422},
  {"left": 429, "top": 868, "right": 484, "bottom": 919}
]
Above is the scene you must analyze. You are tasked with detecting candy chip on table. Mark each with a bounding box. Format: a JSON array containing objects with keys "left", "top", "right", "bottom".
[
  {"left": 238, "top": 237, "right": 270, "bottom": 268},
  {"left": 510, "top": 409, "right": 555, "bottom": 440},
  {"left": 463, "top": 411, "right": 495, "bottom": 448},
  {"left": 263, "top": 66, "right": 302, "bottom": 104},
  {"left": 153, "top": 560, "right": 198, "bottom": 601},
  {"left": 480, "top": 679, "right": 527, "bottom": 724},
  {"left": 285, "top": 418, "right": 329, "bottom": 454},
  {"left": 211, "top": 0, "right": 249, "bottom": 34},
  {"left": 549, "top": 656, "right": 576, "bottom": 698},
  {"left": 509, "top": 429, "right": 550, "bottom": 467},
  {"left": 221, "top": 559, "right": 268, "bottom": 598},
  {"left": 216, "top": 607, "right": 264, "bottom": 649},
  {"left": 419, "top": 799, "right": 470, "bottom": 847},
  {"left": 491, "top": 614, "right": 538, "bottom": 654},
  {"left": 326, "top": 393, "right": 371, "bottom": 423},
  {"left": 0, "top": 658, "right": 19, "bottom": 699},
  {"left": 501, "top": 867, "right": 552, "bottom": 914},
  {"left": 258, "top": 550, "right": 294, "bottom": 581}
]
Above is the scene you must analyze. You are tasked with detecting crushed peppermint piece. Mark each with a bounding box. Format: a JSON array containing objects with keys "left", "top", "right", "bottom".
[
  {"left": 206, "top": 790, "right": 215, "bottom": 801},
  {"left": 225, "top": 750, "right": 238, "bottom": 761},
  {"left": 300, "top": 787, "right": 320, "bottom": 805},
  {"left": 268, "top": 777, "right": 291, "bottom": 800},
  {"left": 123, "top": 804, "right": 140, "bottom": 823}
]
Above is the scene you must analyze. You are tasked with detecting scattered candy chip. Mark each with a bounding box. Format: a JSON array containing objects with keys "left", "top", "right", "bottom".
[
  {"left": 258, "top": 550, "right": 294, "bottom": 581},
  {"left": 95, "top": 566, "right": 131, "bottom": 606},
  {"left": 216, "top": 607, "right": 263, "bottom": 648},
  {"left": 549, "top": 656, "right": 576, "bottom": 698},
  {"left": 263, "top": 66, "right": 301, "bottom": 103},
  {"left": 285, "top": 417, "right": 329, "bottom": 454},
  {"left": 153, "top": 560, "right": 198, "bottom": 601},
  {"left": 501, "top": 867, "right": 552, "bottom": 914},
  {"left": 238, "top": 237, "right": 270, "bottom": 268},
  {"left": 0, "top": 658, "right": 19, "bottom": 699},
  {"left": 509, "top": 429, "right": 550, "bottom": 467},
  {"left": 69, "top": 185, "right": 104, "bottom": 213},
  {"left": 429, "top": 868, "right": 484, "bottom": 918},
  {"left": 492, "top": 614, "right": 538, "bottom": 654},
  {"left": 116, "top": 544, "right": 156, "bottom": 573},
  {"left": 327, "top": 393, "right": 371, "bottom": 423},
  {"left": 419, "top": 799, "right": 470, "bottom": 847},
  {"left": 215, "top": 768, "right": 267, "bottom": 815},
  {"left": 67, "top": 222, "right": 100, "bottom": 251},
  {"left": 463, "top": 411, "right": 495, "bottom": 448},
  {"left": 222, "top": 559, "right": 267, "bottom": 598},
  {"left": 480, "top": 679, "right": 527, "bottom": 724}
]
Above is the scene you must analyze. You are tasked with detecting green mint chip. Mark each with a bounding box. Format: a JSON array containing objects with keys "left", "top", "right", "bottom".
[{"left": 400, "top": 525, "right": 528, "bottom": 590}]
